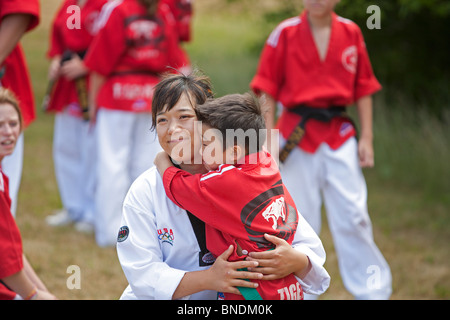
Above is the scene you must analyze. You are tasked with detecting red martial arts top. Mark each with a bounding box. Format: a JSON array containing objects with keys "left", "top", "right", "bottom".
[
  {"left": 0, "top": 170, "right": 23, "bottom": 300},
  {"left": 163, "top": 151, "right": 303, "bottom": 300},
  {"left": 251, "top": 11, "right": 381, "bottom": 153},
  {"left": 46, "top": 0, "right": 107, "bottom": 115},
  {"left": 161, "top": 0, "right": 192, "bottom": 42},
  {"left": 84, "top": 0, "right": 188, "bottom": 113},
  {"left": 0, "top": 0, "right": 40, "bottom": 128}
]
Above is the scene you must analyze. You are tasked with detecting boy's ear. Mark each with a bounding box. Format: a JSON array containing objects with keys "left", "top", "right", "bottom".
[{"left": 231, "top": 145, "right": 244, "bottom": 162}]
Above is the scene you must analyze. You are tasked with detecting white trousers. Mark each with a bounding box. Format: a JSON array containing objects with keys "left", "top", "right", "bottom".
[
  {"left": 53, "top": 111, "right": 96, "bottom": 223},
  {"left": 1, "top": 133, "right": 24, "bottom": 217},
  {"left": 280, "top": 138, "right": 392, "bottom": 299},
  {"left": 95, "top": 109, "right": 162, "bottom": 247}
]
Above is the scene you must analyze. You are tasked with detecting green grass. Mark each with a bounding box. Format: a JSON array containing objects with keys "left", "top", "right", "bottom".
[{"left": 15, "top": 0, "right": 450, "bottom": 300}]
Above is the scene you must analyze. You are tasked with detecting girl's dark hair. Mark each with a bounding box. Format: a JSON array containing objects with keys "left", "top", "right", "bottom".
[
  {"left": 151, "top": 69, "right": 214, "bottom": 130},
  {"left": 138, "top": 0, "right": 159, "bottom": 16}
]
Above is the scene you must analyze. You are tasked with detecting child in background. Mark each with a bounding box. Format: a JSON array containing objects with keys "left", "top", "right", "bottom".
[
  {"left": 45, "top": 0, "right": 107, "bottom": 232},
  {"left": 0, "top": 88, "right": 56, "bottom": 300},
  {"left": 0, "top": 0, "right": 40, "bottom": 216},
  {"left": 250, "top": 0, "right": 392, "bottom": 299}
]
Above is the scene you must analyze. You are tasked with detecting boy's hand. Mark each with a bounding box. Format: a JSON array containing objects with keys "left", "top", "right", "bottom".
[
  {"left": 245, "top": 233, "right": 311, "bottom": 280},
  {"left": 154, "top": 151, "right": 174, "bottom": 176},
  {"left": 358, "top": 137, "right": 374, "bottom": 168}
]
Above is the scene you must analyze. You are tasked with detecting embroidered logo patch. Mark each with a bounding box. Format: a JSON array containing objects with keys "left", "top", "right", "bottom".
[
  {"left": 339, "top": 122, "right": 353, "bottom": 137},
  {"left": 117, "top": 226, "right": 129, "bottom": 242},
  {"left": 157, "top": 228, "right": 174, "bottom": 246},
  {"left": 342, "top": 45, "right": 357, "bottom": 74}
]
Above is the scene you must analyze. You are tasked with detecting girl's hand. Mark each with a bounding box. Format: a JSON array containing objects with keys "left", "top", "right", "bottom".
[{"left": 205, "top": 245, "right": 263, "bottom": 295}]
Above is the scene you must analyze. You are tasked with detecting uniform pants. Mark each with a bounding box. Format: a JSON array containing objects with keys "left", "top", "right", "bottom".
[
  {"left": 280, "top": 138, "right": 392, "bottom": 299},
  {"left": 1, "top": 133, "right": 24, "bottom": 217},
  {"left": 53, "top": 110, "right": 96, "bottom": 224},
  {"left": 95, "top": 109, "right": 162, "bottom": 247}
]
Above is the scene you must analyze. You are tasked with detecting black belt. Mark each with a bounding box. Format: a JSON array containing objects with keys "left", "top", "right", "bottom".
[
  {"left": 278, "top": 105, "right": 356, "bottom": 163},
  {"left": 186, "top": 211, "right": 215, "bottom": 267}
]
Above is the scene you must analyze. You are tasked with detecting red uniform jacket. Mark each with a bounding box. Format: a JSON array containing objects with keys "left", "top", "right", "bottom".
[
  {"left": 46, "top": 0, "right": 107, "bottom": 115},
  {"left": 0, "top": 170, "right": 23, "bottom": 300},
  {"left": 251, "top": 11, "right": 381, "bottom": 153},
  {"left": 161, "top": 0, "right": 192, "bottom": 42},
  {"left": 0, "top": 0, "right": 40, "bottom": 128},
  {"left": 163, "top": 151, "right": 303, "bottom": 300},
  {"left": 84, "top": 0, "right": 188, "bottom": 113}
]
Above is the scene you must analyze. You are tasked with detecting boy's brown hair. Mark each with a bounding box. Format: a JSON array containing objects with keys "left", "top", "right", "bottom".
[
  {"left": 195, "top": 92, "right": 267, "bottom": 154},
  {"left": 0, "top": 88, "right": 23, "bottom": 131},
  {"left": 151, "top": 70, "right": 214, "bottom": 130}
]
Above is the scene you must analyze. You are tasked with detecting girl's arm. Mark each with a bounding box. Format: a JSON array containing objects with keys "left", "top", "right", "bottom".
[
  {"left": 172, "top": 245, "right": 262, "bottom": 299},
  {"left": 1, "top": 268, "right": 56, "bottom": 300}
]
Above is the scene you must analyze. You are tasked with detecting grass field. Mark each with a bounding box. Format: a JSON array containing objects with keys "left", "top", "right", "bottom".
[{"left": 15, "top": 0, "right": 449, "bottom": 300}]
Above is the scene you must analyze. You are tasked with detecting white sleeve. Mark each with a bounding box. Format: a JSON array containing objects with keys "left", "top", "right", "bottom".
[
  {"left": 116, "top": 184, "right": 186, "bottom": 300},
  {"left": 292, "top": 211, "right": 331, "bottom": 295}
]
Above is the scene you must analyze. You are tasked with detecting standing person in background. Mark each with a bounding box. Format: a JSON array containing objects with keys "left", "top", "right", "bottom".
[
  {"left": 84, "top": 0, "right": 189, "bottom": 247},
  {"left": 0, "top": 88, "right": 56, "bottom": 300},
  {"left": 44, "top": 0, "right": 108, "bottom": 233},
  {"left": 251, "top": 0, "right": 392, "bottom": 299},
  {"left": 0, "top": 0, "right": 40, "bottom": 217}
]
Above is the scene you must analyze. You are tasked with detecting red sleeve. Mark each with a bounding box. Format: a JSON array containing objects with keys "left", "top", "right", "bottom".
[
  {"left": 0, "top": 192, "right": 23, "bottom": 280},
  {"left": 250, "top": 25, "right": 286, "bottom": 99},
  {"left": 84, "top": 4, "right": 126, "bottom": 76},
  {"left": 0, "top": 0, "right": 40, "bottom": 32},
  {"left": 163, "top": 167, "right": 218, "bottom": 226},
  {"left": 353, "top": 27, "right": 381, "bottom": 100},
  {"left": 161, "top": 0, "right": 192, "bottom": 42},
  {"left": 160, "top": 3, "right": 190, "bottom": 70}
]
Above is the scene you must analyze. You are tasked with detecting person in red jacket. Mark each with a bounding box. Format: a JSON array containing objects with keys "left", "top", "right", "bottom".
[
  {"left": 0, "top": 88, "right": 56, "bottom": 300},
  {"left": 250, "top": 0, "right": 391, "bottom": 299},
  {"left": 154, "top": 93, "right": 308, "bottom": 300},
  {"left": 44, "top": 0, "right": 107, "bottom": 232},
  {"left": 84, "top": 0, "right": 189, "bottom": 246},
  {"left": 0, "top": 0, "right": 40, "bottom": 216}
]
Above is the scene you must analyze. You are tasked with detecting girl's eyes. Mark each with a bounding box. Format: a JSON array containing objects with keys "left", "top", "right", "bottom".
[{"left": 156, "top": 114, "right": 193, "bottom": 124}]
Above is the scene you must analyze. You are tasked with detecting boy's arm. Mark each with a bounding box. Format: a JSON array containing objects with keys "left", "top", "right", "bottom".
[
  {"left": 356, "top": 94, "right": 374, "bottom": 168},
  {"left": 162, "top": 166, "right": 234, "bottom": 227},
  {"left": 154, "top": 151, "right": 175, "bottom": 177}
]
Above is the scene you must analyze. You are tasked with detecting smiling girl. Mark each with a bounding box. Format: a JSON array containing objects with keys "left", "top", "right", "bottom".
[{"left": 0, "top": 88, "right": 56, "bottom": 300}]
